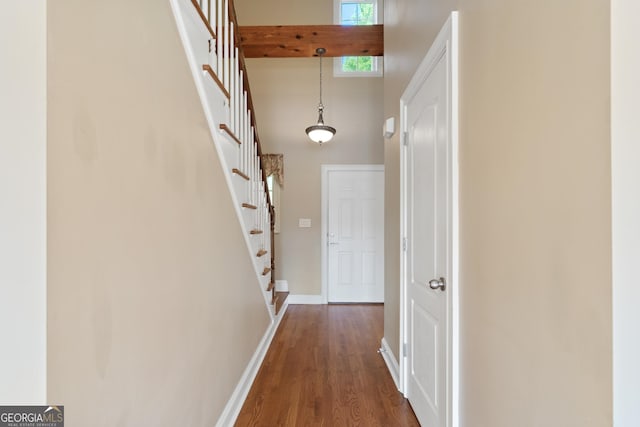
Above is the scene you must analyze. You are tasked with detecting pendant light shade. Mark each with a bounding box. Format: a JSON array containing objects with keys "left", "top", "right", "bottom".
[
  {"left": 305, "top": 106, "right": 336, "bottom": 144},
  {"left": 306, "top": 48, "right": 336, "bottom": 144}
]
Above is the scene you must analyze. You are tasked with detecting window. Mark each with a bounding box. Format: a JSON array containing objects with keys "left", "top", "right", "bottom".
[
  {"left": 334, "top": 0, "right": 382, "bottom": 77},
  {"left": 266, "top": 175, "right": 281, "bottom": 234}
]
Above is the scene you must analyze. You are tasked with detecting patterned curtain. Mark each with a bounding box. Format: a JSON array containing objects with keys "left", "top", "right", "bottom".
[{"left": 261, "top": 154, "right": 284, "bottom": 187}]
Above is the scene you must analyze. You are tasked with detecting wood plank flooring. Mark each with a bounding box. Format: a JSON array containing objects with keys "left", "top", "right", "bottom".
[{"left": 235, "top": 304, "right": 419, "bottom": 426}]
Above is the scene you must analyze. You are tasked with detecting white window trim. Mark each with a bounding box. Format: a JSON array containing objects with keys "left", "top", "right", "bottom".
[
  {"left": 333, "top": 58, "right": 383, "bottom": 78},
  {"left": 333, "top": 0, "right": 383, "bottom": 77}
]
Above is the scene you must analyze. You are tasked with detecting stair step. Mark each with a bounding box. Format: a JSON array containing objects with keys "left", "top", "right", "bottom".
[
  {"left": 256, "top": 249, "right": 268, "bottom": 257},
  {"left": 250, "top": 229, "right": 263, "bottom": 235},
  {"left": 266, "top": 281, "right": 275, "bottom": 291},
  {"left": 202, "top": 65, "right": 229, "bottom": 99},
  {"left": 190, "top": 0, "right": 216, "bottom": 39},
  {"left": 232, "top": 168, "right": 250, "bottom": 181},
  {"left": 242, "top": 203, "right": 257, "bottom": 210},
  {"left": 262, "top": 267, "right": 271, "bottom": 276},
  {"left": 220, "top": 124, "right": 242, "bottom": 145},
  {"left": 275, "top": 291, "right": 289, "bottom": 315}
]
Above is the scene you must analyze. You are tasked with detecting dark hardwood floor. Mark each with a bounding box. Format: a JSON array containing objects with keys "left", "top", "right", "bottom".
[{"left": 235, "top": 304, "right": 420, "bottom": 426}]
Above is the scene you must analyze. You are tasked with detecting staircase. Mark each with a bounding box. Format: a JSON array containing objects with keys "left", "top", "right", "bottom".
[{"left": 170, "top": 0, "right": 287, "bottom": 317}]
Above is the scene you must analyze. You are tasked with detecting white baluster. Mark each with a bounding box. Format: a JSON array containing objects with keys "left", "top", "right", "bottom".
[
  {"left": 251, "top": 143, "right": 258, "bottom": 211},
  {"left": 229, "top": 38, "right": 234, "bottom": 133},
  {"left": 256, "top": 166, "right": 262, "bottom": 230},
  {"left": 261, "top": 185, "right": 265, "bottom": 245},
  {"left": 242, "top": 108, "right": 247, "bottom": 171},
  {"left": 216, "top": 0, "right": 222, "bottom": 77},
  {"left": 267, "top": 202, "right": 271, "bottom": 253},
  {"left": 247, "top": 138, "right": 251, "bottom": 203},
  {"left": 250, "top": 127, "right": 255, "bottom": 203},
  {"left": 229, "top": 24, "right": 235, "bottom": 132},
  {"left": 238, "top": 74, "right": 242, "bottom": 144},
  {"left": 224, "top": 0, "right": 229, "bottom": 92},
  {"left": 246, "top": 109, "right": 251, "bottom": 173},
  {"left": 234, "top": 48, "right": 240, "bottom": 136},
  {"left": 210, "top": 0, "right": 215, "bottom": 39},
  {"left": 257, "top": 184, "right": 261, "bottom": 239},
  {"left": 254, "top": 143, "right": 259, "bottom": 210},
  {"left": 244, "top": 131, "right": 249, "bottom": 202},
  {"left": 261, "top": 190, "right": 266, "bottom": 249},
  {"left": 244, "top": 92, "right": 249, "bottom": 147},
  {"left": 251, "top": 141, "right": 256, "bottom": 206}
]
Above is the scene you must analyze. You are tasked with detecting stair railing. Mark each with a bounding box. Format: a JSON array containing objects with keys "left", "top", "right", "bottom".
[{"left": 191, "top": 0, "right": 277, "bottom": 307}]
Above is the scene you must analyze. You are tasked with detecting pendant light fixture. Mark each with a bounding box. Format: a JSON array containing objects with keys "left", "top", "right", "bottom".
[{"left": 305, "top": 47, "right": 336, "bottom": 144}]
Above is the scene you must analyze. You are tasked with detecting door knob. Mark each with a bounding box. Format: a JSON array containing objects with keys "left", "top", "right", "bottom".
[
  {"left": 328, "top": 233, "right": 338, "bottom": 245},
  {"left": 428, "top": 277, "right": 446, "bottom": 291}
]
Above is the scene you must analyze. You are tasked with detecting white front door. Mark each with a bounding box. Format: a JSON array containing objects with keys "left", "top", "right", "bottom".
[
  {"left": 324, "top": 166, "right": 384, "bottom": 303},
  {"left": 402, "top": 13, "right": 458, "bottom": 427}
]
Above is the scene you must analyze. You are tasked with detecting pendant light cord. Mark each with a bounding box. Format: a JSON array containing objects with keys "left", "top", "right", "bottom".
[{"left": 318, "top": 49, "right": 324, "bottom": 110}]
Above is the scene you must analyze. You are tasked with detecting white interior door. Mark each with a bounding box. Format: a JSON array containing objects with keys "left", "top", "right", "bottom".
[
  {"left": 402, "top": 13, "right": 458, "bottom": 427},
  {"left": 325, "top": 166, "right": 384, "bottom": 303}
]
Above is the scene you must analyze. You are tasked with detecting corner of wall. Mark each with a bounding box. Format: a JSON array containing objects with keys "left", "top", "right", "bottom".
[{"left": 0, "top": 0, "right": 47, "bottom": 404}]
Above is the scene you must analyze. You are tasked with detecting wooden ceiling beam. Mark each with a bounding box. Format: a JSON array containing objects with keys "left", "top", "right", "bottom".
[{"left": 238, "top": 25, "right": 383, "bottom": 58}]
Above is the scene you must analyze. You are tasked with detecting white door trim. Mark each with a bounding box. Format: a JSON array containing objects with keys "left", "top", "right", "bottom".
[
  {"left": 321, "top": 164, "right": 385, "bottom": 304},
  {"left": 399, "top": 12, "right": 459, "bottom": 427}
]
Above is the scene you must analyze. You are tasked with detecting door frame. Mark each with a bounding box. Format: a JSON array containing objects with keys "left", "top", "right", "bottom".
[
  {"left": 399, "top": 12, "right": 459, "bottom": 427},
  {"left": 321, "top": 164, "right": 385, "bottom": 304}
]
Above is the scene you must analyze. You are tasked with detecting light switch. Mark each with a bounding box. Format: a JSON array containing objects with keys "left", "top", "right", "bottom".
[{"left": 299, "top": 218, "right": 312, "bottom": 228}]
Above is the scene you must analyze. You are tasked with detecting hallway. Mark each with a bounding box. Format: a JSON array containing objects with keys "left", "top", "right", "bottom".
[{"left": 236, "top": 304, "right": 419, "bottom": 426}]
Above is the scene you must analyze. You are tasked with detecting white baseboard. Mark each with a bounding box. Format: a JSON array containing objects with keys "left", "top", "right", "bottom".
[
  {"left": 287, "top": 294, "right": 324, "bottom": 305},
  {"left": 380, "top": 337, "right": 400, "bottom": 391},
  {"left": 215, "top": 303, "right": 288, "bottom": 427}
]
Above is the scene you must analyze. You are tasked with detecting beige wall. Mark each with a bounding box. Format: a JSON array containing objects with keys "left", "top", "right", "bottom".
[
  {"left": 236, "top": 1, "right": 384, "bottom": 296},
  {"left": 385, "top": 0, "right": 612, "bottom": 425},
  {"left": 47, "top": 0, "right": 271, "bottom": 424}
]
